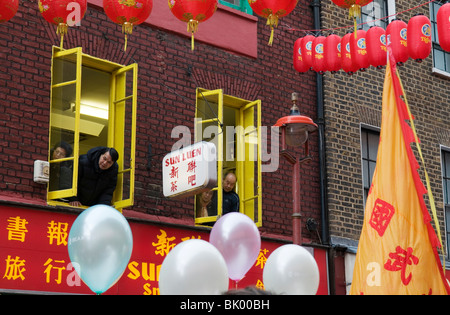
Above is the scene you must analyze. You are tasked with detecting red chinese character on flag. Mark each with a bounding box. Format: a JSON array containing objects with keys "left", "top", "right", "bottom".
[
  {"left": 369, "top": 198, "right": 395, "bottom": 237},
  {"left": 384, "top": 246, "right": 419, "bottom": 286}
]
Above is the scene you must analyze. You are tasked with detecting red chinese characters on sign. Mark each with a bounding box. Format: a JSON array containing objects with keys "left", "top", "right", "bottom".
[
  {"left": 4, "top": 255, "right": 26, "bottom": 281},
  {"left": 162, "top": 142, "right": 217, "bottom": 198},
  {"left": 169, "top": 166, "right": 179, "bottom": 192},
  {"left": 1, "top": 205, "right": 330, "bottom": 295},
  {"left": 2, "top": 211, "right": 79, "bottom": 291},
  {"left": 152, "top": 230, "right": 176, "bottom": 257},
  {"left": 6, "top": 216, "right": 29, "bottom": 242},
  {"left": 187, "top": 160, "right": 197, "bottom": 186},
  {"left": 384, "top": 246, "right": 419, "bottom": 286},
  {"left": 369, "top": 198, "right": 395, "bottom": 237}
]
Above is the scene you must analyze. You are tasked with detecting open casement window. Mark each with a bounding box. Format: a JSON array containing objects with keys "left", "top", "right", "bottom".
[
  {"left": 47, "top": 46, "right": 137, "bottom": 211},
  {"left": 194, "top": 88, "right": 262, "bottom": 227}
]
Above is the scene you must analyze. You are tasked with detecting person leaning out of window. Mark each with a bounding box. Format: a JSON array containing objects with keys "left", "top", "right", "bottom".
[{"left": 69, "top": 146, "right": 119, "bottom": 207}]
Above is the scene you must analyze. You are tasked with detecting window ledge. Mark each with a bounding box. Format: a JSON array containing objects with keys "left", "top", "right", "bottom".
[
  {"left": 88, "top": 1, "right": 258, "bottom": 58},
  {"left": 432, "top": 67, "right": 450, "bottom": 80}
]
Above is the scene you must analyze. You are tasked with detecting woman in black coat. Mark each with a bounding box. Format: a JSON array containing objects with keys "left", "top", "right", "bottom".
[{"left": 69, "top": 146, "right": 119, "bottom": 207}]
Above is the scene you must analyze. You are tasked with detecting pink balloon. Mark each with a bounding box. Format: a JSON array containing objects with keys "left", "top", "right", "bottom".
[{"left": 210, "top": 213, "right": 261, "bottom": 281}]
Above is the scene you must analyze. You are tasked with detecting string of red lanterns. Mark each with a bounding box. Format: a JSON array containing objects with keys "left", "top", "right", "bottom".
[
  {"left": 293, "top": 13, "right": 434, "bottom": 75},
  {"left": 0, "top": 0, "right": 447, "bottom": 56}
]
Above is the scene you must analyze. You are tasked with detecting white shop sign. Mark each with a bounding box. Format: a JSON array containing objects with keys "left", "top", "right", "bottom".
[{"left": 162, "top": 142, "right": 217, "bottom": 198}]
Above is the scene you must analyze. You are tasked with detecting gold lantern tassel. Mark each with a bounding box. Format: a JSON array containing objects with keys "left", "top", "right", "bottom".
[
  {"left": 349, "top": 4, "right": 361, "bottom": 39},
  {"left": 188, "top": 19, "right": 199, "bottom": 51},
  {"left": 122, "top": 22, "right": 134, "bottom": 52},
  {"left": 266, "top": 14, "right": 279, "bottom": 46},
  {"left": 56, "top": 23, "right": 68, "bottom": 50}
]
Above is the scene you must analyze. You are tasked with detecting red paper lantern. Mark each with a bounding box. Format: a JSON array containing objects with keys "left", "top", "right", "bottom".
[
  {"left": 366, "top": 26, "right": 386, "bottom": 69},
  {"left": 437, "top": 3, "right": 450, "bottom": 52},
  {"left": 351, "top": 29, "right": 369, "bottom": 71},
  {"left": 324, "top": 34, "right": 342, "bottom": 72},
  {"left": 104, "top": 0, "right": 153, "bottom": 51},
  {"left": 248, "top": 0, "right": 298, "bottom": 46},
  {"left": 407, "top": 14, "right": 432, "bottom": 62},
  {"left": 331, "top": 0, "right": 374, "bottom": 33},
  {"left": 169, "top": 0, "right": 218, "bottom": 50},
  {"left": 312, "top": 35, "right": 327, "bottom": 74},
  {"left": 301, "top": 34, "right": 315, "bottom": 71},
  {"left": 293, "top": 38, "right": 309, "bottom": 73},
  {"left": 341, "top": 32, "right": 358, "bottom": 74},
  {"left": 38, "top": 0, "right": 87, "bottom": 48},
  {"left": 386, "top": 19, "right": 409, "bottom": 66},
  {"left": 0, "top": 0, "right": 19, "bottom": 23}
]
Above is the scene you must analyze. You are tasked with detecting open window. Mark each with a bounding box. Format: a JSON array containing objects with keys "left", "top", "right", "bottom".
[
  {"left": 194, "top": 88, "right": 262, "bottom": 227},
  {"left": 47, "top": 46, "right": 137, "bottom": 211}
]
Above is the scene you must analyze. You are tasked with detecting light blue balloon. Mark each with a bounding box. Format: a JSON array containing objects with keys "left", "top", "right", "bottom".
[{"left": 68, "top": 205, "right": 133, "bottom": 294}]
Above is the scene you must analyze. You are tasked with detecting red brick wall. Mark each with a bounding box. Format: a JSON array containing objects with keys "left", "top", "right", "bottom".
[{"left": 0, "top": 0, "right": 322, "bottom": 243}]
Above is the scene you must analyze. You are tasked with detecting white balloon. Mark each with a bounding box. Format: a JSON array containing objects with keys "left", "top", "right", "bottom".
[
  {"left": 159, "top": 239, "right": 229, "bottom": 295},
  {"left": 263, "top": 244, "right": 320, "bottom": 295}
]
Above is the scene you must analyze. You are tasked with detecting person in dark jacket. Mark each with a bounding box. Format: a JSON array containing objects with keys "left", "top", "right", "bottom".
[
  {"left": 69, "top": 146, "right": 119, "bottom": 207},
  {"left": 208, "top": 172, "right": 240, "bottom": 216},
  {"left": 49, "top": 141, "right": 73, "bottom": 192}
]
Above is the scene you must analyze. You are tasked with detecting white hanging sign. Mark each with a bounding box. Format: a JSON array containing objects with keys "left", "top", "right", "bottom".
[{"left": 162, "top": 142, "right": 217, "bottom": 198}]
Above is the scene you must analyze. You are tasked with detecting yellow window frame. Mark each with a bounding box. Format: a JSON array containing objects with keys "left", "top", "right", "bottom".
[
  {"left": 194, "top": 89, "right": 224, "bottom": 225},
  {"left": 48, "top": 47, "right": 82, "bottom": 202},
  {"left": 109, "top": 64, "right": 138, "bottom": 210},
  {"left": 47, "top": 46, "right": 137, "bottom": 211},
  {"left": 194, "top": 88, "right": 262, "bottom": 227}
]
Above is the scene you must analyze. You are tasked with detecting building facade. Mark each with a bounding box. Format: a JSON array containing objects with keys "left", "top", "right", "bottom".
[
  {"left": 319, "top": 0, "right": 450, "bottom": 293},
  {"left": 0, "top": 0, "right": 332, "bottom": 294}
]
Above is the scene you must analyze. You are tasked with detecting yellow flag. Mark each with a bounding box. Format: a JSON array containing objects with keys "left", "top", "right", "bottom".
[{"left": 350, "top": 61, "right": 450, "bottom": 295}]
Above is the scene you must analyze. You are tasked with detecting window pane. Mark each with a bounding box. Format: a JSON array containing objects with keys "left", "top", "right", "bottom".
[
  {"left": 360, "top": 0, "right": 388, "bottom": 30},
  {"left": 195, "top": 90, "right": 222, "bottom": 222},
  {"left": 368, "top": 132, "right": 379, "bottom": 160},
  {"left": 446, "top": 206, "right": 450, "bottom": 258},
  {"left": 49, "top": 57, "right": 77, "bottom": 193},
  {"left": 445, "top": 51, "right": 450, "bottom": 72},
  {"left": 361, "top": 128, "right": 380, "bottom": 205},
  {"left": 434, "top": 47, "right": 445, "bottom": 69},
  {"left": 369, "top": 161, "right": 377, "bottom": 183},
  {"left": 445, "top": 179, "right": 450, "bottom": 204},
  {"left": 362, "top": 160, "right": 369, "bottom": 188},
  {"left": 222, "top": 0, "right": 239, "bottom": 5},
  {"left": 445, "top": 152, "right": 450, "bottom": 177},
  {"left": 361, "top": 131, "right": 368, "bottom": 159},
  {"left": 79, "top": 67, "right": 110, "bottom": 154}
]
